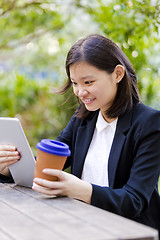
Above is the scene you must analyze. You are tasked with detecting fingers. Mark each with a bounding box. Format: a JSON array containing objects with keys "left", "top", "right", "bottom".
[
  {"left": 0, "top": 145, "right": 20, "bottom": 175},
  {"left": 0, "top": 151, "right": 20, "bottom": 158},
  {"left": 32, "top": 178, "right": 63, "bottom": 196},
  {"left": 0, "top": 158, "right": 19, "bottom": 176},
  {"left": 0, "top": 155, "right": 20, "bottom": 163},
  {"left": 32, "top": 184, "right": 62, "bottom": 196},
  {"left": 33, "top": 177, "right": 62, "bottom": 189},
  {"left": 0, "top": 145, "right": 17, "bottom": 151},
  {"left": 42, "top": 169, "right": 66, "bottom": 181},
  {"left": 32, "top": 170, "right": 73, "bottom": 197},
  {"left": 0, "top": 145, "right": 20, "bottom": 163},
  {"left": 1, "top": 159, "right": 19, "bottom": 169},
  {"left": 32, "top": 170, "right": 65, "bottom": 196}
]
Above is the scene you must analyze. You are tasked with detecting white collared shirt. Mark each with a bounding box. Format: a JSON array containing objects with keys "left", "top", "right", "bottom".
[{"left": 81, "top": 111, "right": 118, "bottom": 186}]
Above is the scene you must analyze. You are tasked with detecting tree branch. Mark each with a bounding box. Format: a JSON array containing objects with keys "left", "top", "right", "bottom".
[
  {"left": 0, "top": 0, "right": 17, "bottom": 16},
  {"left": 0, "top": 24, "right": 63, "bottom": 50},
  {"left": 0, "top": 0, "right": 43, "bottom": 17}
]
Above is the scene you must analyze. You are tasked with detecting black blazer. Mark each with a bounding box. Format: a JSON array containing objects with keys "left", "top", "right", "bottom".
[{"left": 57, "top": 102, "right": 160, "bottom": 233}]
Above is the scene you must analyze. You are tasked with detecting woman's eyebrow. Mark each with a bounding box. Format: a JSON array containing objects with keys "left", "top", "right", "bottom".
[{"left": 70, "top": 75, "right": 95, "bottom": 81}]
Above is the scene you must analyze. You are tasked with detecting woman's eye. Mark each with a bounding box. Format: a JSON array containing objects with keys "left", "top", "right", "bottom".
[
  {"left": 85, "top": 81, "right": 92, "bottom": 85},
  {"left": 72, "top": 82, "right": 77, "bottom": 86}
]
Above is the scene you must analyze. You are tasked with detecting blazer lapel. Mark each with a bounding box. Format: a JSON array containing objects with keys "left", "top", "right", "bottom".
[
  {"left": 72, "top": 107, "right": 134, "bottom": 185},
  {"left": 108, "top": 108, "right": 133, "bottom": 188},
  {"left": 72, "top": 112, "right": 98, "bottom": 178}
]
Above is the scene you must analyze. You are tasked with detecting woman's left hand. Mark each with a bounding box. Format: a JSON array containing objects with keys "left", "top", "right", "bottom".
[{"left": 32, "top": 169, "right": 92, "bottom": 204}]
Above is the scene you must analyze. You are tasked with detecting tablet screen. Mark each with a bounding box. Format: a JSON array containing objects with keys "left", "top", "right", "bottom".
[{"left": 0, "top": 117, "right": 36, "bottom": 188}]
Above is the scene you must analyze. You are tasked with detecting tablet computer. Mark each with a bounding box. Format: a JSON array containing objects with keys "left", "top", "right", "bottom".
[{"left": 0, "top": 117, "right": 36, "bottom": 188}]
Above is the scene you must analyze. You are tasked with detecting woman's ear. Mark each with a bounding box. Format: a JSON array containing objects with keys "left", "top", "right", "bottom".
[{"left": 112, "top": 64, "right": 125, "bottom": 83}]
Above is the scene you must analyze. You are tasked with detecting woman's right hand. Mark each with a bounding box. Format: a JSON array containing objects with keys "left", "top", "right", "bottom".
[{"left": 0, "top": 145, "right": 20, "bottom": 177}]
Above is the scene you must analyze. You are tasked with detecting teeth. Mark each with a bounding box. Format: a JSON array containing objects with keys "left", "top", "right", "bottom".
[{"left": 83, "top": 98, "right": 94, "bottom": 103}]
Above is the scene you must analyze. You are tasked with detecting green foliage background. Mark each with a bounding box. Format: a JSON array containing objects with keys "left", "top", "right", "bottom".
[
  {"left": 0, "top": 73, "right": 78, "bottom": 155},
  {"left": 0, "top": 0, "right": 160, "bottom": 189}
]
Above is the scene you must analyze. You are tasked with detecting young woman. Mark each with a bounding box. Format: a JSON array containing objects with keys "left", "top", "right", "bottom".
[{"left": 0, "top": 34, "right": 160, "bottom": 234}]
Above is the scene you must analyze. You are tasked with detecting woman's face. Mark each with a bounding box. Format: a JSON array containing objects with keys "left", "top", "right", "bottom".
[{"left": 69, "top": 61, "right": 119, "bottom": 119}]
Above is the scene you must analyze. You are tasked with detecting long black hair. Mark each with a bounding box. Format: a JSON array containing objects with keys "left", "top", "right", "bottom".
[{"left": 60, "top": 34, "right": 140, "bottom": 119}]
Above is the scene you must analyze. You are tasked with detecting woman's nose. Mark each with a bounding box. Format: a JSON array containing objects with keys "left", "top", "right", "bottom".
[{"left": 77, "top": 89, "right": 88, "bottom": 98}]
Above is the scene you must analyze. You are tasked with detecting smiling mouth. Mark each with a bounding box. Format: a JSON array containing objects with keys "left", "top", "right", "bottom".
[{"left": 81, "top": 98, "right": 96, "bottom": 104}]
